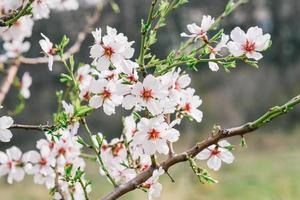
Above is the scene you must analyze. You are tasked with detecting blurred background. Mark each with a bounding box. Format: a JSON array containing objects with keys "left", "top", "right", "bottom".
[{"left": 1, "top": 0, "right": 300, "bottom": 199}]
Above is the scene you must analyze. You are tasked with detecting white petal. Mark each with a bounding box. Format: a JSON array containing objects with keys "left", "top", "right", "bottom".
[
  {"left": 207, "top": 156, "right": 222, "bottom": 171},
  {"left": 0, "top": 116, "right": 14, "bottom": 129},
  {"left": 195, "top": 149, "right": 211, "bottom": 160}
]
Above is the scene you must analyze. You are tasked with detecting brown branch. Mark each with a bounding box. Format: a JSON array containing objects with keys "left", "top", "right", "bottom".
[
  {"left": 0, "top": 60, "right": 21, "bottom": 105},
  {"left": 101, "top": 94, "right": 300, "bottom": 200},
  {"left": 20, "top": 5, "right": 102, "bottom": 65},
  {"left": 9, "top": 123, "right": 53, "bottom": 131}
]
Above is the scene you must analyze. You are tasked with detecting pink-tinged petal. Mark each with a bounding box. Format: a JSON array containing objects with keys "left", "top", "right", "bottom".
[
  {"left": 246, "top": 51, "right": 263, "bottom": 60},
  {"left": 207, "top": 156, "right": 222, "bottom": 171},
  {"left": 187, "top": 23, "right": 201, "bottom": 34},
  {"left": 0, "top": 116, "right": 14, "bottom": 129},
  {"left": 230, "top": 27, "right": 246, "bottom": 44},
  {"left": 190, "top": 109, "right": 203, "bottom": 123},
  {"left": 180, "top": 32, "right": 195, "bottom": 38},
  {"left": 246, "top": 26, "right": 263, "bottom": 41},
  {"left": 122, "top": 95, "right": 138, "bottom": 110},
  {"left": 7, "top": 146, "right": 22, "bottom": 161},
  {"left": 156, "top": 141, "right": 169, "bottom": 155},
  {"left": 218, "top": 140, "right": 231, "bottom": 148},
  {"left": 48, "top": 55, "right": 54, "bottom": 71},
  {"left": 0, "top": 129, "right": 13, "bottom": 142},
  {"left": 0, "top": 152, "right": 8, "bottom": 164},
  {"left": 255, "top": 34, "right": 271, "bottom": 51},
  {"left": 103, "top": 100, "right": 115, "bottom": 115},
  {"left": 227, "top": 41, "right": 244, "bottom": 57},
  {"left": 12, "top": 167, "right": 25, "bottom": 182},
  {"left": 96, "top": 55, "right": 110, "bottom": 71},
  {"left": 219, "top": 149, "right": 234, "bottom": 164},
  {"left": 90, "top": 44, "right": 104, "bottom": 58},
  {"left": 195, "top": 149, "right": 211, "bottom": 160},
  {"left": 89, "top": 95, "right": 103, "bottom": 109},
  {"left": 22, "top": 151, "right": 40, "bottom": 163},
  {"left": 178, "top": 74, "right": 191, "bottom": 88},
  {"left": 209, "top": 61, "right": 219, "bottom": 72},
  {"left": 165, "top": 129, "right": 180, "bottom": 143}
]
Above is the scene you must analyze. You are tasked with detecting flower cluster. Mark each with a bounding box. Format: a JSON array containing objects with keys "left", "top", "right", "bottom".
[
  {"left": 0, "top": 2, "right": 274, "bottom": 199},
  {"left": 181, "top": 15, "right": 271, "bottom": 71},
  {"left": 0, "top": 125, "right": 89, "bottom": 199}
]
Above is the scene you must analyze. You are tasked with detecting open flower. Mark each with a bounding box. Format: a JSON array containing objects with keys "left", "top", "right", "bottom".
[
  {"left": 3, "top": 39, "right": 30, "bottom": 58},
  {"left": 196, "top": 140, "right": 234, "bottom": 171},
  {"left": 181, "top": 15, "right": 215, "bottom": 41},
  {"left": 89, "top": 79, "right": 123, "bottom": 115},
  {"left": 0, "top": 146, "right": 26, "bottom": 184},
  {"left": 227, "top": 26, "right": 271, "bottom": 60},
  {"left": 0, "top": 116, "right": 14, "bottom": 142},
  {"left": 90, "top": 26, "right": 134, "bottom": 71},
  {"left": 178, "top": 88, "right": 203, "bottom": 123},
  {"left": 144, "top": 167, "right": 165, "bottom": 200},
  {"left": 20, "top": 72, "right": 32, "bottom": 99},
  {"left": 122, "top": 75, "right": 168, "bottom": 116},
  {"left": 39, "top": 33, "right": 56, "bottom": 71},
  {"left": 133, "top": 116, "right": 179, "bottom": 155}
]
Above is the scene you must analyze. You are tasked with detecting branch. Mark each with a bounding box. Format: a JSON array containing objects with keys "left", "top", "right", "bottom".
[
  {"left": 101, "top": 94, "right": 300, "bottom": 200},
  {"left": 19, "top": 5, "right": 103, "bottom": 65},
  {"left": 9, "top": 123, "right": 53, "bottom": 131},
  {"left": 0, "top": 60, "right": 21, "bottom": 105}
]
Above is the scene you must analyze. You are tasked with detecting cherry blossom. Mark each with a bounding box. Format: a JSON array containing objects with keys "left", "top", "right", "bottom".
[
  {"left": 89, "top": 79, "right": 123, "bottom": 115},
  {"left": 196, "top": 140, "right": 234, "bottom": 171},
  {"left": 39, "top": 33, "right": 56, "bottom": 71},
  {"left": 32, "top": 0, "right": 51, "bottom": 20},
  {"left": 0, "top": 146, "right": 26, "bottom": 184},
  {"left": 132, "top": 116, "right": 179, "bottom": 155},
  {"left": 178, "top": 88, "right": 203, "bottom": 122},
  {"left": 227, "top": 26, "right": 271, "bottom": 60},
  {"left": 3, "top": 40, "right": 30, "bottom": 58},
  {"left": 90, "top": 26, "right": 134, "bottom": 71},
  {"left": 122, "top": 75, "right": 168, "bottom": 116},
  {"left": 144, "top": 167, "right": 165, "bottom": 200},
  {"left": 20, "top": 72, "right": 32, "bottom": 99},
  {"left": 123, "top": 115, "right": 138, "bottom": 141},
  {"left": 0, "top": 116, "right": 14, "bottom": 142},
  {"left": 181, "top": 15, "right": 215, "bottom": 41}
]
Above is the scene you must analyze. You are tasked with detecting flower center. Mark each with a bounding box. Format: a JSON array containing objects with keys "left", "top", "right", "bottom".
[
  {"left": 148, "top": 129, "right": 160, "bottom": 140},
  {"left": 102, "top": 89, "right": 111, "bottom": 99},
  {"left": 7, "top": 161, "right": 13, "bottom": 169},
  {"left": 39, "top": 158, "right": 47, "bottom": 166},
  {"left": 58, "top": 147, "right": 66, "bottom": 155},
  {"left": 141, "top": 88, "right": 153, "bottom": 101},
  {"left": 78, "top": 74, "right": 84, "bottom": 83},
  {"left": 211, "top": 147, "right": 220, "bottom": 156},
  {"left": 243, "top": 40, "right": 256, "bottom": 52},
  {"left": 112, "top": 143, "right": 124, "bottom": 157},
  {"left": 48, "top": 48, "right": 56, "bottom": 55},
  {"left": 103, "top": 46, "right": 114, "bottom": 58},
  {"left": 184, "top": 103, "right": 191, "bottom": 112}
]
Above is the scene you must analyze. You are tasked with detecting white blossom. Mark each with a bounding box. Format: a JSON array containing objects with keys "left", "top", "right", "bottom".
[
  {"left": 196, "top": 140, "right": 234, "bottom": 171},
  {"left": 227, "top": 26, "right": 271, "bottom": 60}
]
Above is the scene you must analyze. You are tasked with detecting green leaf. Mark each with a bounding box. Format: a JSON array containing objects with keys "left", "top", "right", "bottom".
[
  {"left": 60, "top": 73, "right": 72, "bottom": 83},
  {"left": 74, "top": 106, "right": 93, "bottom": 117}
]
